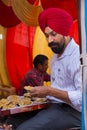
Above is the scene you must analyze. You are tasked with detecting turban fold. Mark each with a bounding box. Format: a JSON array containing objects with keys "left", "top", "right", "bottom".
[{"left": 38, "top": 8, "right": 73, "bottom": 36}]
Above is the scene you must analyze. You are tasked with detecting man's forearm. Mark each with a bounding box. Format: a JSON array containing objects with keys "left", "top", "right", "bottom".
[
  {"left": 0, "top": 86, "right": 10, "bottom": 92},
  {"left": 48, "top": 87, "right": 71, "bottom": 104}
]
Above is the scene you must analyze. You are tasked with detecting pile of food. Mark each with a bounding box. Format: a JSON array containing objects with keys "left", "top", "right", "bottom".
[
  {"left": 0, "top": 86, "right": 47, "bottom": 110},
  {"left": 0, "top": 95, "right": 32, "bottom": 110}
]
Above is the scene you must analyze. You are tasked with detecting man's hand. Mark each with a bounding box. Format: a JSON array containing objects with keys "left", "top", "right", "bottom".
[
  {"left": 0, "top": 124, "right": 12, "bottom": 130},
  {"left": 30, "top": 86, "right": 70, "bottom": 104},
  {"left": 7, "top": 87, "right": 16, "bottom": 95},
  {"left": 30, "top": 86, "right": 50, "bottom": 98},
  {"left": 0, "top": 85, "right": 16, "bottom": 95}
]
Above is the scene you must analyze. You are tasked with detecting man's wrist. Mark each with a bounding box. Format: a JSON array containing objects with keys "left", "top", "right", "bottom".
[{"left": 47, "top": 87, "right": 52, "bottom": 96}]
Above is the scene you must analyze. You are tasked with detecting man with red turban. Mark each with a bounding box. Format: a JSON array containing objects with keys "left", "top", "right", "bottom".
[{"left": 7, "top": 8, "right": 82, "bottom": 130}]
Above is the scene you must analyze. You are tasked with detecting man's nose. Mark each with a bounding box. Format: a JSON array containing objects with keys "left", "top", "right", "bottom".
[{"left": 47, "top": 35, "right": 53, "bottom": 43}]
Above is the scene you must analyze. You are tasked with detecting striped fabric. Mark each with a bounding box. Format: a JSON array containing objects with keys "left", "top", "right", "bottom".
[{"left": 47, "top": 39, "right": 82, "bottom": 112}]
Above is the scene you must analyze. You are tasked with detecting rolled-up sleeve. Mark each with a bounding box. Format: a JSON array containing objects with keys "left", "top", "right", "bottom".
[{"left": 68, "top": 90, "right": 82, "bottom": 111}]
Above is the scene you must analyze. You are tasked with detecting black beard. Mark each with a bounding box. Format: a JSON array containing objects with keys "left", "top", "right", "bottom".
[{"left": 48, "top": 41, "right": 65, "bottom": 54}]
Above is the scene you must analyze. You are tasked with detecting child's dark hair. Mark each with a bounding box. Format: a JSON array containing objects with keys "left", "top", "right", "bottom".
[{"left": 33, "top": 54, "right": 48, "bottom": 68}]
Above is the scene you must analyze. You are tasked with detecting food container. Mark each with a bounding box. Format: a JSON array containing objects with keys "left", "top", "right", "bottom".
[{"left": 0, "top": 100, "right": 50, "bottom": 116}]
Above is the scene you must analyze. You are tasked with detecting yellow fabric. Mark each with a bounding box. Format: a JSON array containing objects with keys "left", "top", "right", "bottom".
[
  {"left": 44, "top": 81, "right": 51, "bottom": 87},
  {"left": 0, "top": 25, "right": 11, "bottom": 97},
  {"left": 33, "top": 26, "right": 53, "bottom": 86},
  {"left": 12, "top": 0, "right": 42, "bottom": 26},
  {"left": 1, "top": 0, "right": 11, "bottom": 6}
]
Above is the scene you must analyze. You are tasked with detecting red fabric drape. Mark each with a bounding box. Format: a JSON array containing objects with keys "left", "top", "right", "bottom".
[
  {"left": 6, "top": 23, "right": 34, "bottom": 93},
  {"left": 27, "top": 0, "right": 36, "bottom": 4},
  {"left": 41, "top": 0, "right": 77, "bottom": 20},
  {"left": 0, "top": 0, "right": 21, "bottom": 27},
  {"left": 70, "top": 20, "right": 79, "bottom": 44},
  {"left": 28, "top": 27, "right": 36, "bottom": 64}
]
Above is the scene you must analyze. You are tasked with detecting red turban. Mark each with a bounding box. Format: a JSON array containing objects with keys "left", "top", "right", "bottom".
[{"left": 38, "top": 8, "right": 73, "bottom": 36}]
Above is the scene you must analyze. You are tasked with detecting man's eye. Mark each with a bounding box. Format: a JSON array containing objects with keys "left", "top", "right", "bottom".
[
  {"left": 45, "top": 35, "right": 49, "bottom": 38},
  {"left": 51, "top": 32, "right": 57, "bottom": 36}
]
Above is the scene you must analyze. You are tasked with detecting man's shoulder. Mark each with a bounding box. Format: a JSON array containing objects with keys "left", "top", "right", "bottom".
[
  {"left": 71, "top": 38, "right": 79, "bottom": 49},
  {"left": 68, "top": 39, "right": 80, "bottom": 56}
]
